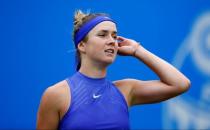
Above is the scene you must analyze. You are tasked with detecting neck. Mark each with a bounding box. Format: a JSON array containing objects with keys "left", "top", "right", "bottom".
[{"left": 79, "top": 60, "right": 107, "bottom": 78}]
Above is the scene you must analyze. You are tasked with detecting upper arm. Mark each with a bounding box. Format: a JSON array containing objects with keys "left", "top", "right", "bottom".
[
  {"left": 115, "top": 79, "right": 190, "bottom": 106},
  {"left": 36, "top": 86, "right": 61, "bottom": 130},
  {"left": 131, "top": 79, "right": 189, "bottom": 105}
]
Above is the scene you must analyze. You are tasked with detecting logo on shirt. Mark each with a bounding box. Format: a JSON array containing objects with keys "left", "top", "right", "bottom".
[{"left": 93, "top": 94, "right": 101, "bottom": 99}]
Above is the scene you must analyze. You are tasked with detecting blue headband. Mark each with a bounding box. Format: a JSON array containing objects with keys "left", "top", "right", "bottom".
[{"left": 74, "top": 16, "right": 115, "bottom": 47}]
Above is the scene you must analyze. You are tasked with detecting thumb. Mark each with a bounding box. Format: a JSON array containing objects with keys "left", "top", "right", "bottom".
[{"left": 117, "top": 46, "right": 131, "bottom": 56}]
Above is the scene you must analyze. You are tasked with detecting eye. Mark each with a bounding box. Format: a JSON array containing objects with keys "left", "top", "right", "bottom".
[{"left": 98, "top": 34, "right": 106, "bottom": 37}]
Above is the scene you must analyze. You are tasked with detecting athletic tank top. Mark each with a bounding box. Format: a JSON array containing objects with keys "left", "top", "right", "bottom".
[{"left": 59, "top": 72, "right": 130, "bottom": 130}]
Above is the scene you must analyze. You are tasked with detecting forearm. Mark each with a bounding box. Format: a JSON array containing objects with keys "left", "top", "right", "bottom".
[{"left": 134, "top": 45, "right": 190, "bottom": 88}]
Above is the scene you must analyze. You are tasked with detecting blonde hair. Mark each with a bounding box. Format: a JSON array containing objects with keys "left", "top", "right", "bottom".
[{"left": 73, "top": 10, "right": 89, "bottom": 42}]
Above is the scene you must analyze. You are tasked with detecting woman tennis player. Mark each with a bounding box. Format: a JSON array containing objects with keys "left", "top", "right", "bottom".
[{"left": 37, "top": 10, "right": 190, "bottom": 129}]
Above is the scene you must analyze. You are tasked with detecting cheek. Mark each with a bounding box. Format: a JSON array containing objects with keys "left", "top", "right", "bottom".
[
  {"left": 86, "top": 43, "right": 105, "bottom": 56},
  {"left": 89, "top": 40, "right": 105, "bottom": 51}
]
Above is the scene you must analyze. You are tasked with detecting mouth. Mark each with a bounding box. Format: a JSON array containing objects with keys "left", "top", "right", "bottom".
[{"left": 104, "top": 48, "right": 115, "bottom": 55}]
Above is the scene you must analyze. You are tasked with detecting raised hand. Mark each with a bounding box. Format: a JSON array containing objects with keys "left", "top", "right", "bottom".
[{"left": 117, "top": 36, "right": 140, "bottom": 56}]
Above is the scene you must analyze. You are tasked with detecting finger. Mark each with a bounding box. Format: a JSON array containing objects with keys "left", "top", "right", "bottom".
[
  {"left": 117, "top": 36, "right": 127, "bottom": 46},
  {"left": 118, "top": 42, "right": 123, "bottom": 47},
  {"left": 118, "top": 42, "right": 130, "bottom": 47},
  {"left": 117, "top": 46, "right": 130, "bottom": 56},
  {"left": 117, "top": 36, "right": 126, "bottom": 41}
]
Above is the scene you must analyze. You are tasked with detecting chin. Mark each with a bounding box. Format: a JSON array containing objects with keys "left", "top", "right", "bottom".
[
  {"left": 104, "top": 57, "right": 116, "bottom": 64},
  {"left": 96, "top": 55, "right": 116, "bottom": 66}
]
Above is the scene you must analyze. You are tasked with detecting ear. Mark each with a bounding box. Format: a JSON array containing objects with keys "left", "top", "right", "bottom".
[{"left": 77, "top": 41, "right": 86, "bottom": 53}]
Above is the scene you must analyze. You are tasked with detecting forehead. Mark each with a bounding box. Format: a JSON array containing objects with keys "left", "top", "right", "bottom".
[{"left": 90, "top": 21, "right": 117, "bottom": 33}]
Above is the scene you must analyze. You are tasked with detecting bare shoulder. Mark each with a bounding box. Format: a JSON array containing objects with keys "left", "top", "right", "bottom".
[
  {"left": 113, "top": 78, "right": 138, "bottom": 107},
  {"left": 113, "top": 78, "right": 142, "bottom": 92},
  {"left": 113, "top": 78, "right": 139, "bottom": 87},
  {"left": 39, "top": 80, "right": 70, "bottom": 118},
  {"left": 42, "top": 80, "right": 69, "bottom": 105},
  {"left": 37, "top": 80, "right": 70, "bottom": 129}
]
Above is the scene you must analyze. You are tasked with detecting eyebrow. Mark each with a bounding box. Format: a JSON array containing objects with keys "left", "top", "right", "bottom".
[{"left": 98, "top": 30, "right": 117, "bottom": 34}]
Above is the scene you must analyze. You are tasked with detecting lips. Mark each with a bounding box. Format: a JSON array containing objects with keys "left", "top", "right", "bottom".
[{"left": 104, "top": 49, "right": 114, "bottom": 54}]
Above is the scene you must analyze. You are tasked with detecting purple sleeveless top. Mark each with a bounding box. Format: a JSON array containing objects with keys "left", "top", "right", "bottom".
[{"left": 59, "top": 72, "right": 130, "bottom": 129}]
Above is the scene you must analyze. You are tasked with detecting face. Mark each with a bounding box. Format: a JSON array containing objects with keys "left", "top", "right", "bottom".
[{"left": 80, "top": 21, "right": 118, "bottom": 66}]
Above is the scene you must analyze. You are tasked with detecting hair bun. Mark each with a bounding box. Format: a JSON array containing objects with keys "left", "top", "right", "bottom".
[{"left": 74, "top": 10, "right": 89, "bottom": 26}]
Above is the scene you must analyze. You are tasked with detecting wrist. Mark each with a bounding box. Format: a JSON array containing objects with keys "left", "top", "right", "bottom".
[{"left": 133, "top": 43, "right": 141, "bottom": 57}]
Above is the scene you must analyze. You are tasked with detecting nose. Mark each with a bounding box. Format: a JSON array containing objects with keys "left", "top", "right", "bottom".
[
  {"left": 106, "top": 36, "right": 117, "bottom": 46},
  {"left": 107, "top": 41, "right": 115, "bottom": 46}
]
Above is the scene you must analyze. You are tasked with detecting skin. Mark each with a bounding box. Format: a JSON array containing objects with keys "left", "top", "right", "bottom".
[{"left": 37, "top": 21, "right": 191, "bottom": 129}]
